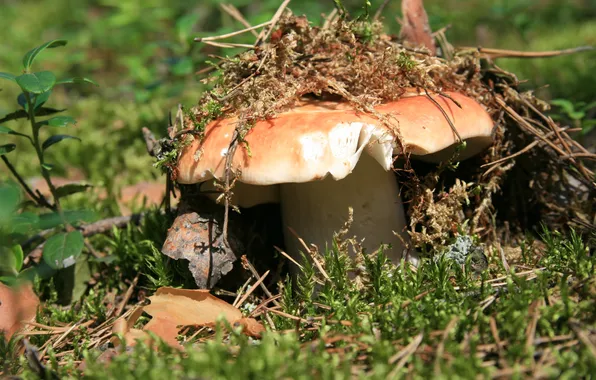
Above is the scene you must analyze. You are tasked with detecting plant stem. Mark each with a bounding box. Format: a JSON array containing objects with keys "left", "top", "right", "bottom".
[
  {"left": 25, "top": 93, "right": 64, "bottom": 217},
  {"left": 1, "top": 155, "right": 55, "bottom": 209}
]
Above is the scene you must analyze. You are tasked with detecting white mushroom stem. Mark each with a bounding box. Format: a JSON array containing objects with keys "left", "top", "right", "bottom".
[{"left": 280, "top": 153, "right": 412, "bottom": 271}]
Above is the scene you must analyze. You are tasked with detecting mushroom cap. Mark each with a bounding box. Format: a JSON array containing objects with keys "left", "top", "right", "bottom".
[{"left": 176, "top": 91, "right": 494, "bottom": 186}]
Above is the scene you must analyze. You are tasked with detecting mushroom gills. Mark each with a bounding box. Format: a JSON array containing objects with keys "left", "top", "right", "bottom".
[{"left": 280, "top": 153, "right": 410, "bottom": 272}]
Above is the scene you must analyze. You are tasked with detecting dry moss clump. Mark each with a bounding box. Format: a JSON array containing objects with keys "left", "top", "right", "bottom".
[{"left": 161, "top": 9, "right": 595, "bottom": 254}]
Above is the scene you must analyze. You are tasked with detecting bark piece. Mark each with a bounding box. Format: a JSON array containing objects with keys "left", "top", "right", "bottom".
[
  {"left": 162, "top": 195, "right": 244, "bottom": 289},
  {"left": 400, "top": 0, "right": 436, "bottom": 55}
]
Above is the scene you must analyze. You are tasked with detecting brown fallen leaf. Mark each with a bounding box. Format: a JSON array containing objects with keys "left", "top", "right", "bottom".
[
  {"left": 143, "top": 317, "right": 183, "bottom": 350},
  {"left": 234, "top": 317, "right": 266, "bottom": 338},
  {"left": 0, "top": 282, "right": 39, "bottom": 341},
  {"left": 144, "top": 287, "right": 243, "bottom": 326},
  {"left": 111, "top": 287, "right": 265, "bottom": 351},
  {"left": 110, "top": 306, "right": 166, "bottom": 349}
]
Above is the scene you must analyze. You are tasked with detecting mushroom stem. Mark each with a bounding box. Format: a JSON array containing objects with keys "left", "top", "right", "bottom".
[{"left": 280, "top": 153, "right": 410, "bottom": 271}]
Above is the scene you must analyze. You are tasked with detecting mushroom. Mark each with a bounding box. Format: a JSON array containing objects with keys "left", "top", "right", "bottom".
[{"left": 175, "top": 91, "right": 494, "bottom": 269}]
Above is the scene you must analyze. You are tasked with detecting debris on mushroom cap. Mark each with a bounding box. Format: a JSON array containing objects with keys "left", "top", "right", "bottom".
[{"left": 175, "top": 91, "right": 494, "bottom": 187}]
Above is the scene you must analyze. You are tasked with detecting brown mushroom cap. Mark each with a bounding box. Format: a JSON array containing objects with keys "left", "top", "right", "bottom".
[{"left": 176, "top": 91, "right": 494, "bottom": 186}]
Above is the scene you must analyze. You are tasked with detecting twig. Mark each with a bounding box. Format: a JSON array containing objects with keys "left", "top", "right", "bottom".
[
  {"left": 481, "top": 126, "right": 570, "bottom": 169},
  {"left": 202, "top": 41, "right": 255, "bottom": 49},
  {"left": 24, "top": 213, "right": 147, "bottom": 264},
  {"left": 240, "top": 256, "right": 280, "bottom": 308},
  {"left": 569, "top": 319, "right": 596, "bottom": 360},
  {"left": 2, "top": 155, "right": 55, "bottom": 210},
  {"left": 40, "top": 319, "right": 82, "bottom": 358},
  {"left": 424, "top": 89, "right": 462, "bottom": 143},
  {"left": 496, "top": 96, "right": 594, "bottom": 183},
  {"left": 433, "top": 317, "right": 458, "bottom": 375},
  {"left": 489, "top": 316, "right": 509, "bottom": 371},
  {"left": 256, "top": 0, "right": 291, "bottom": 45},
  {"left": 466, "top": 45, "right": 594, "bottom": 59},
  {"left": 287, "top": 226, "right": 330, "bottom": 281},
  {"left": 249, "top": 294, "right": 282, "bottom": 317},
  {"left": 142, "top": 127, "right": 157, "bottom": 156},
  {"left": 222, "top": 130, "right": 240, "bottom": 249},
  {"left": 195, "top": 20, "right": 273, "bottom": 42},
  {"left": 273, "top": 245, "right": 304, "bottom": 271},
  {"left": 114, "top": 273, "right": 139, "bottom": 318},
  {"left": 220, "top": 4, "right": 259, "bottom": 37},
  {"left": 235, "top": 270, "right": 270, "bottom": 308},
  {"left": 322, "top": 8, "right": 338, "bottom": 29},
  {"left": 388, "top": 333, "right": 424, "bottom": 376},
  {"left": 263, "top": 307, "right": 310, "bottom": 323},
  {"left": 232, "top": 276, "right": 254, "bottom": 307},
  {"left": 524, "top": 300, "right": 542, "bottom": 356},
  {"left": 521, "top": 98, "right": 572, "bottom": 155},
  {"left": 373, "top": 0, "right": 391, "bottom": 21}
]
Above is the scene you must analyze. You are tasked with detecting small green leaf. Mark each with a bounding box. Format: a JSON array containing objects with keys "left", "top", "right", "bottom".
[
  {"left": 41, "top": 163, "right": 54, "bottom": 171},
  {"left": 0, "top": 183, "right": 21, "bottom": 223},
  {"left": 42, "top": 134, "right": 80, "bottom": 150},
  {"left": 0, "top": 72, "right": 16, "bottom": 82},
  {"left": 176, "top": 13, "right": 200, "bottom": 42},
  {"left": 568, "top": 111, "right": 585, "bottom": 120},
  {"left": 16, "top": 71, "right": 56, "bottom": 94},
  {"left": 551, "top": 99, "right": 575, "bottom": 115},
  {"left": 38, "top": 210, "right": 96, "bottom": 230},
  {"left": 0, "top": 107, "right": 64, "bottom": 124},
  {"left": 0, "top": 125, "right": 29, "bottom": 138},
  {"left": 17, "top": 93, "right": 27, "bottom": 109},
  {"left": 42, "top": 230, "right": 84, "bottom": 270},
  {"left": 37, "top": 116, "right": 77, "bottom": 128},
  {"left": 34, "top": 91, "right": 52, "bottom": 110},
  {"left": 11, "top": 212, "right": 41, "bottom": 235},
  {"left": 54, "top": 183, "right": 92, "bottom": 199},
  {"left": 0, "top": 144, "right": 16, "bottom": 155},
  {"left": 23, "top": 39, "right": 68, "bottom": 71},
  {"left": 0, "top": 110, "right": 27, "bottom": 124},
  {"left": 11, "top": 245, "right": 24, "bottom": 272},
  {"left": 0, "top": 276, "right": 17, "bottom": 286},
  {"left": 55, "top": 77, "right": 98, "bottom": 86}
]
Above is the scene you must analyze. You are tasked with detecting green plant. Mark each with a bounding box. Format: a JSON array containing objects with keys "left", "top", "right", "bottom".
[
  {"left": 0, "top": 182, "right": 95, "bottom": 286},
  {"left": 550, "top": 98, "right": 596, "bottom": 135},
  {"left": 0, "top": 40, "right": 97, "bottom": 293}
]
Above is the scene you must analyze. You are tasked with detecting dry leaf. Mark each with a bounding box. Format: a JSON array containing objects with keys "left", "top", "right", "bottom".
[
  {"left": 0, "top": 282, "right": 39, "bottom": 341},
  {"left": 235, "top": 318, "right": 266, "bottom": 338},
  {"left": 111, "top": 287, "right": 265, "bottom": 351},
  {"left": 144, "top": 287, "right": 242, "bottom": 326},
  {"left": 143, "top": 317, "right": 183, "bottom": 350},
  {"left": 111, "top": 306, "right": 157, "bottom": 348}
]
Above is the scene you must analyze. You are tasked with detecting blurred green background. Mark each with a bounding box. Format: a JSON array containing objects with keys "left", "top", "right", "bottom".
[{"left": 1, "top": 0, "right": 594, "bottom": 189}]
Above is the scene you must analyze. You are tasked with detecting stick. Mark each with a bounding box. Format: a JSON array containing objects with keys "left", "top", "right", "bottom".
[
  {"left": 256, "top": 0, "right": 291, "bottom": 45},
  {"left": 195, "top": 21, "right": 273, "bottom": 42},
  {"left": 465, "top": 45, "right": 594, "bottom": 59},
  {"left": 24, "top": 213, "right": 147, "bottom": 264},
  {"left": 373, "top": 0, "right": 391, "bottom": 21},
  {"left": 220, "top": 4, "right": 259, "bottom": 37},
  {"left": 2, "top": 155, "right": 55, "bottom": 210}
]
